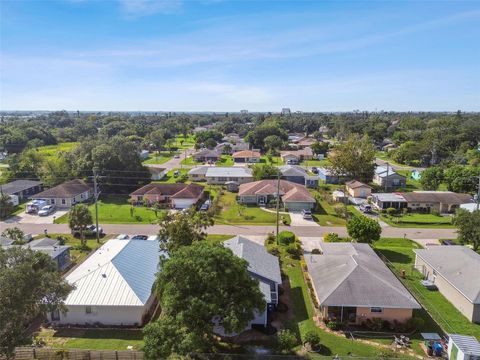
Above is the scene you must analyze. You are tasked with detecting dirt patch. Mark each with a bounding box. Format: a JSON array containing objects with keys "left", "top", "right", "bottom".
[{"left": 271, "top": 278, "right": 295, "bottom": 330}]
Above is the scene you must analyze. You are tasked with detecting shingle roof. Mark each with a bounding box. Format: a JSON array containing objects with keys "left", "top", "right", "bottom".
[
  {"left": 0, "top": 236, "right": 14, "bottom": 247},
  {"left": 232, "top": 150, "right": 260, "bottom": 158},
  {"left": 279, "top": 165, "right": 307, "bottom": 177},
  {"left": 448, "top": 334, "right": 480, "bottom": 356},
  {"left": 305, "top": 243, "right": 420, "bottom": 309},
  {"left": 31, "top": 179, "right": 90, "bottom": 198},
  {"left": 24, "top": 237, "right": 70, "bottom": 260},
  {"left": 346, "top": 180, "right": 372, "bottom": 189},
  {"left": 414, "top": 246, "right": 480, "bottom": 304},
  {"left": 193, "top": 149, "right": 221, "bottom": 158},
  {"left": 280, "top": 147, "right": 313, "bottom": 158},
  {"left": 65, "top": 239, "right": 162, "bottom": 306},
  {"left": 402, "top": 191, "right": 473, "bottom": 205},
  {"left": 130, "top": 183, "right": 204, "bottom": 199},
  {"left": 205, "top": 166, "right": 253, "bottom": 178},
  {"left": 239, "top": 179, "right": 315, "bottom": 203},
  {"left": 224, "top": 236, "right": 281, "bottom": 284},
  {"left": 1, "top": 180, "right": 42, "bottom": 195}
]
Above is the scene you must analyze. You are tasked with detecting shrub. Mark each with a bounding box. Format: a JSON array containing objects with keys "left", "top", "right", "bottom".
[
  {"left": 431, "top": 208, "right": 440, "bottom": 216},
  {"left": 311, "top": 248, "right": 321, "bottom": 254},
  {"left": 386, "top": 207, "right": 397, "bottom": 217},
  {"left": 304, "top": 330, "right": 320, "bottom": 348},
  {"left": 324, "top": 232, "right": 341, "bottom": 242},
  {"left": 266, "top": 233, "right": 276, "bottom": 244},
  {"left": 277, "top": 329, "right": 298, "bottom": 352},
  {"left": 405, "top": 317, "right": 425, "bottom": 331},
  {"left": 326, "top": 320, "right": 340, "bottom": 331},
  {"left": 286, "top": 243, "right": 302, "bottom": 259},
  {"left": 278, "top": 231, "right": 295, "bottom": 246},
  {"left": 365, "top": 317, "right": 384, "bottom": 331},
  {"left": 268, "top": 245, "right": 280, "bottom": 256},
  {"left": 346, "top": 215, "right": 382, "bottom": 243}
]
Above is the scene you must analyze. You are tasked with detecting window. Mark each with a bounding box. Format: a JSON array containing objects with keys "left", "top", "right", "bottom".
[
  {"left": 218, "top": 177, "right": 227, "bottom": 182},
  {"left": 370, "top": 307, "right": 383, "bottom": 313},
  {"left": 80, "top": 193, "right": 84, "bottom": 199},
  {"left": 61, "top": 198, "right": 66, "bottom": 205},
  {"left": 51, "top": 309, "right": 60, "bottom": 321},
  {"left": 85, "top": 306, "right": 92, "bottom": 314},
  {"left": 51, "top": 199, "right": 55, "bottom": 204}
]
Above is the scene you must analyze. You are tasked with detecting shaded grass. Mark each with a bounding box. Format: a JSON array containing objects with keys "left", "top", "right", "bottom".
[{"left": 42, "top": 233, "right": 106, "bottom": 265}]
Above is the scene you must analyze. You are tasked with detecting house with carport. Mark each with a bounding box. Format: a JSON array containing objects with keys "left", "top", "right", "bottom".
[
  {"left": 414, "top": 246, "right": 480, "bottom": 323},
  {"left": 402, "top": 191, "right": 473, "bottom": 214},
  {"left": 305, "top": 243, "right": 420, "bottom": 325},
  {"left": 232, "top": 150, "right": 261, "bottom": 163}
]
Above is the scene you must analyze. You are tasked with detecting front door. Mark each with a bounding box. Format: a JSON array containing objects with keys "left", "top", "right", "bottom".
[{"left": 258, "top": 196, "right": 266, "bottom": 205}]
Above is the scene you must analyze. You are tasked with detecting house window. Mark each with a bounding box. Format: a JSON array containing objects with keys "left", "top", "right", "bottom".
[
  {"left": 61, "top": 199, "right": 66, "bottom": 205},
  {"left": 218, "top": 177, "right": 227, "bottom": 182},
  {"left": 51, "top": 199, "right": 55, "bottom": 204},
  {"left": 51, "top": 309, "right": 60, "bottom": 321},
  {"left": 80, "top": 193, "right": 84, "bottom": 199},
  {"left": 370, "top": 307, "right": 383, "bottom": 313},
  {"left": 85, "top": 306, "right": 92, "bottom": 314}
]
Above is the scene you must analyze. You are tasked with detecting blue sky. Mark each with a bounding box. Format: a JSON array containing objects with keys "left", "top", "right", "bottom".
[{"left": 1, "top": 0, "right": 479, "bottom": 111}]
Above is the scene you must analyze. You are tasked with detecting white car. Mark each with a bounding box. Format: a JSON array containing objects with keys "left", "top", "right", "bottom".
[
  {"left": 301, "top": 209, "right": 313, "bottom": 220},
  {"left": 38, "top": 205, "right": 55, "bottom": 216}
]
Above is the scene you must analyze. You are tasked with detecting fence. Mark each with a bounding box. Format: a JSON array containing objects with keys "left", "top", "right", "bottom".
[{"left": 14, "top": 348, "right": 143, "bottom": 360}]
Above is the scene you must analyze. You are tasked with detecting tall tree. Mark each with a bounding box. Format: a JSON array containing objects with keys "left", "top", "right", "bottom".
[
  {"left": 157, "top": 210, "right": 213, "bottom": 255},
  {"left": 0, "top": 247, "right": 72, "bottom": 357},
  {"left": 1, "top": 227, "right": 25, "bottom": 244},
  {"left": 328, "top": 134, "right": 376, "bottom": 183},
  {"left": 453, "top": 209, "right": 480, "bottom": 251},
  {"left": 0, "top": 193, "right": 14, "bottom": 219},
  {"left": 346, "top": 215, "right": 381, "bottom": 243},
  {"left": 143, "top": 242, "right": 265, "bottom": 359},
  {"left": 419, "top": 166, "right": 444, "bottom": 190},
  {"left": 68, "top": 204, "right": 93, "bottom": 246}
]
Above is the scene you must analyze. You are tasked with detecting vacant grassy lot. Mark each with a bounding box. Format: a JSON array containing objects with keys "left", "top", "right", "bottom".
[
  {"left": 180, "top": 156, "right": 202, "bottom": 165},
  {"left": 142, "top": 151, "right": 173, "bottom": 165},
  {"left": 55, "top": 196, "right": 165, "bottom": 224},
  {"left": 214, "top": 192, "right": 291, "bottom": 225},
  {"left": 374, "top": 239, "right": 480, "bottom": 341},
  {"left": 259, "top": 155, "right": 283, "bottom": 165},
  {"left": 215, "top": 154, "right": 234, "bottom": 166},
  {"left": 380, "top": 212, "right": 454, "bottom": 228},
  {"left": 35, "top": 328, "right": 144, "bottom": 350},
  {"left": 36, "top": 142, "right": 80, "bottom": 157}
]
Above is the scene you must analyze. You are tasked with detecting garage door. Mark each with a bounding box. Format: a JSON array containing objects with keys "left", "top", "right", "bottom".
[{"left": 285, "top": 202, "right": 312, "bottom": 211}]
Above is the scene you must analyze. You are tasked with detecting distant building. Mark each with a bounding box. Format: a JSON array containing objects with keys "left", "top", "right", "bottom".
[
  {"left": 0, "top": 180, "right": 43, "bottom": 200},
  {"left": 147, "top": 167, "right": 167, "bottom": 181},
  {"left": 240, "top": 110, "right": 248, "bottom": 114},
  {"left": 205, "top": 166, "right": 253, "bottom": 185},
  {"left": 130, "top": 183, "right": 204, "bottom": 209},
  {"left": 345, "top": 180, "right": 372, "bottom": 199},
  {"left": 281, "top": 108, "right": 291, "bottom": 116},
  {"left": 373, "top": 165, "right": 406, "bottom": 190},
  {"left": 232, "top": 150, "right": 261, "bottom": 163},
  {"left": 25, "top": 238, "right": 71, "bottom": 271}
]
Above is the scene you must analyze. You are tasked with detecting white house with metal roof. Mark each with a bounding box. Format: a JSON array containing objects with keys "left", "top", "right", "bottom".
[
  {"left": 205, "top": 166, "right": 253, "bottom": 185},
  {"left": 448, "top": 334, "right": 480, "bottom": 360},
  {"left": 48, "top": 239, "right": 161, "bottom": 326},
  {"left": 224, "top": 236, "right": 282, "bottom": 328}
]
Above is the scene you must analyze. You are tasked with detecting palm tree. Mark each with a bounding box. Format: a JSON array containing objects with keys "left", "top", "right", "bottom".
[{"left": 68, "top": 204, "right": 93, "bottom": 247}]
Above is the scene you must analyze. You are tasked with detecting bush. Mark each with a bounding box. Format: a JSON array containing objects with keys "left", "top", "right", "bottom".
[
  {"left": 431, "top": 208, "right": 440, "bottom": 216},
  {"left": 365, "top": 317, "right": 384, "bottom": 331},
  {"left": 405, "top": 317, "right": 425, "bottom": 331},
  {"left": 311, "top": 248, "right": 321, "bottom": 254},
  {"left": 326, "top": 320, "right": 340, "bottom": 331},
  {"left": 278, "top": 231, "right": 295, "bottom": 246},
  {"left": 266, "top": 233, "right": 276, "bottom": 244},
  {"left": 277, "top": 329, "right": 298, "bottom": 352},
  {"left": 286, "top": 243, "right": 302, "bottom": 259},
  {"left": 346, "top": 215, "right": 382, "bottom": 243},
  {"left": 386, "top": 207, "right": 397, "bottom": 217},
  {"left": 268, "top": 245, "right": 280, "bottom": 256},
  {"left": 323, "top": 233, "right": 342, "bottom": 242},
  {"left": 304, "top": 330, "right": 320, "bottom": 348}
]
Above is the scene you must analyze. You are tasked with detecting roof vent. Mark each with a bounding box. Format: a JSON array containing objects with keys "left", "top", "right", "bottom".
[{"left": 102, "top": 274, "right": 106, "bottom": 278}]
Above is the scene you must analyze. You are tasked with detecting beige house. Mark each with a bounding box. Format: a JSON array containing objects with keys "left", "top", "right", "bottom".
[
  {"left": 403, "top": 191, "right": 473, "bottom": 214},
  {"left": 130, "top": 183, "right": 204, "bottom": 209},
  {"left": 345, "top": 180, "right": 372, "bottom": 198},
  {"left": 31, "top": 179, "right": 92, "bottom": 209},
  {"left": 414, "top": 246, "right": 480, "bottom": 323},
  {"left": 305, "top": 243, "right": 420, "bottom": 325},
  {"left": 232, "top": 150, "right": 261, "bottom": 163},
  {"left": 280, "top": 147, "right": 313, "bottom": 163}
]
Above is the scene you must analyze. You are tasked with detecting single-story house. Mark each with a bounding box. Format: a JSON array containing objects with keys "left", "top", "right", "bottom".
[
  {"left": 223, "top": 236, "right": 282, "bottom": 329},
  {"left": 402, "top": 191, "right": 473, "bottom": 214},
  {"left": 305, "top": 243, "right": 421, "bottom": 325},
  {"left": 188, "top": 166, "right": 210, "bottom": 181},
  {"left": 304, "top": 175, "right": 319, "bottom": 188},
  {"left": 205, "top": 166, "right": 253, "bottom": 185},
  {"left": 30, "top": 179, "right": 92, "bottom": 209},
  {"left": 411, "top": 169, "right": 422, "bottom": 181},
  {"left": 414, "top": 246, "right": 480, "bottom": 323},
  {"left": 371, "top": 192, "right": 407, "bottom": 210},
  {"left": 279, "top": 165, "right": 307, "bottom": 185},
  {"left": 193, "top": 149, "right": 221, "bottom": 163},
  {"left": 130, "top": 183, "right": 204, "bottom": 209},
  {"left": 48, "top": 239, "right": 161, "bottom": 325},
  {"left": 238, "top": 179, "right": 316, "bottom": 211},
  {"left": 317, "top": 167, "right": 342, "bottom": 184},
  {"left": 296, "top": 138, "right": 316, "bottom": 148},
  {"left": 345, "top": 180, "right": 372, "bottom": 199},
  {"left": 448, "top": 334, "right": 480, "bottom": 360},
  {"left": 147, "top": 167, "right": 167, "bottom": 181},
  {"left": 232, "top": 150, "right": 261, "bottom": 163},
  {"left": 332, "top": 190, "right": 348, "bottom": 204},
  {"left": 373, "top": 165, "right": 406, "bottom": 190},
  {"left": 460, "top": 203, "right": 479, "bottom": 212},
  {"left": 25, "top": 237, "right": 71, "bottom": 271},
  {"left": 1, "top": 180, "right": 43, "bottom": 200},
  {"left": 280, "top": 147, "right": 313, "bottom": 163}
]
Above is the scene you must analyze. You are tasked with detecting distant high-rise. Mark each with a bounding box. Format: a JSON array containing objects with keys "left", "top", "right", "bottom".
[
  {"left": 281, "top": 108, "right": 291, "bottom": 116},
  {"left": 240, "top": 109, "right": 248, "bottom": 114}
]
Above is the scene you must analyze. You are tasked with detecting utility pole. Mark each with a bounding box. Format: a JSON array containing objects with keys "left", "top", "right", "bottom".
[
  {"left": 476, "top": 174, "right": 480, "bottom": 211},
  {"left": 384, "top": 162, "right": 389, "bottom": 192},
  {"left": 93, "top": 168, "right": 101, "bottom": 243},
  {"left": 276, "top": 170, "right": 281, "bottom": 244}
]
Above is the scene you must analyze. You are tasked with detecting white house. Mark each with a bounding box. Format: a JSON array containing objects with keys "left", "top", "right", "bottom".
[
  {"left": 30, "top": 179, "right": 92, "bottom": 209},
  {"left": 48, "top": 239, "right": 161, "bottom": 326},
  {"left": 448, "top": 334, "right": 480, "bottom": 360}
]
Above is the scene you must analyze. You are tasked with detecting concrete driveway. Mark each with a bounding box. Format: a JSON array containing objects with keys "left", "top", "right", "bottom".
[
  {"left": 6, "top": 210, "right": 69, "bottom": 225},
  {"left": 288, "top": 211, "right": 319, "bottom": 227}
]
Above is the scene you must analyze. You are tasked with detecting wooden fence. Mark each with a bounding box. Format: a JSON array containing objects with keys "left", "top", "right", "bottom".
[{"left": 14, "top": 348, "right": 143, "bottom": 360}]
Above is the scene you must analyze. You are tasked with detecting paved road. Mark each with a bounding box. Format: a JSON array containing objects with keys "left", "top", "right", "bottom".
[
  {"left": 145, "top": 147, "right": 195, "bottom": 171},
  {"left": 0, "top": 222, "right": 457, "bottom": 240},
  {"left": 375, "top": 157, "right": 425, "bottom": 171}
]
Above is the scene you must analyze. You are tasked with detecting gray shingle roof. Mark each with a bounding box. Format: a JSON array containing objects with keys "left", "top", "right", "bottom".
[
  {"left": 31, "top": 179, "right": 90, "bottom": 198},
  {"left": 224, "top": 236, "right": 282, "bottom": 284},
  {"left": 279, "top": 165, "right": 307, "bottom": 177},
  {"left": 1, "top": 180, "right": 42, "bottom": 195},
  {"left": 24, "top": 237, "right": 70, "bottom": 260},
  {"left": 306, "top": 243, "right": 420, "bottom": 309},
  {"left": 414, "top": 246, "right": 480, "bottom": 304}
]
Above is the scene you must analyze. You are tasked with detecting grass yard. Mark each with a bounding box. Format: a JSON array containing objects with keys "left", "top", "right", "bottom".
[
  {"left": 215, "top": 154, "right": 234, "bottom": 166},
  {"left": 174, "top": 134, "right": 195, "bottom": 149},
  {"left": 267, "top": 239, "right": 403, "bottom": 357},
  {"left": 55, "top": 196, "right": 166, "bottom": 224},
  {"left": 36, "top": 142, "right": 79, "bottom": 157},
  {"left": 214, "top": 192, "right": 291, "bottom": 225},
  {"left": 301, "top": 158, "right": 331, "bottom": 167},
  {"left": 41, "top": 233, "right": 107, "bottom": 265},
  {"left": 380, "top": 213, "right": 454, "bottom": 228},
  {"left": 180, "top": 156, "right": 202, "bottom": 166},
  {"left": 156, "top": 168, "right": 190, "bottom": 183},
  {"left": 206, "top": 234, "right": 234, "bottom": 243},
  {"left": 309, "top": 188, "right": 350, "bottom": 226},
  {"left": 35, "top": 328, "right": 144, "bottom": 350},
  {"left": 260, "top": 155, "right": 283, "bottom": 165},
  {"left": 374, "top": 239, "right": 480, "bottom": 341},
  {"left": 142, "top": 151, "right": 173, "bottom": 165}
]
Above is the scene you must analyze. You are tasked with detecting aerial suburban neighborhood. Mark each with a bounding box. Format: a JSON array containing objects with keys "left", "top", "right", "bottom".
[{"left": 1, "top": 1, "right": 480, "bottom": 360}]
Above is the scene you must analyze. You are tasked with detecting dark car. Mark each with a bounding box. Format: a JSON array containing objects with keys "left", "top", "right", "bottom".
[
  {"left": 311, "top": 167, "right": 319, "bottom": 174},
  {"left": 441, "top": 239, "right": 455, "bottom": 245},
  {"left": 359, "top": 204, "right": 373, "bottom": 214},
  {"left": 72, "top": 225, "right": 104, "bottom": 238},
  {"left": 131, "top": 234, "right": 148, "bottom": 240}
]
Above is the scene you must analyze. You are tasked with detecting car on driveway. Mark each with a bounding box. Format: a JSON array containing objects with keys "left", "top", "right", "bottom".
[
  {"left": 301, "top": 209, "right": 313, "bottom": 220},
  {"left": 38, "top": 205, "right": 56, "bottom": 216},
  {"left": 359, "top": 204, "right": 373, "bottom": 214}
]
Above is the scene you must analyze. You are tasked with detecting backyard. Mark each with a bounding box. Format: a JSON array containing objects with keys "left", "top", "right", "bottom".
[
  {"left": 214, "top": 191, "right": 291, "bottom": 225},
  {"left": 309, "top": 187, "right": 351, "bottom": 226},
  {"left": 374, "top": 239, "right": 480, "bottom": 341}
]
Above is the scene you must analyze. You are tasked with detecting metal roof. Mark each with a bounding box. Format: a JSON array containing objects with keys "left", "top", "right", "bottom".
[
  {"left": 65, "top": 239, "right": 161, "bottom": 306},
  {"left": 372, "top": 193, "right": 406, "bottom": 202},
  {"left": 449, "top": 334, "right": 480, "bottom": 355},
  {"left": 206, "top": 166, "right": 253, "bottom": 177}
]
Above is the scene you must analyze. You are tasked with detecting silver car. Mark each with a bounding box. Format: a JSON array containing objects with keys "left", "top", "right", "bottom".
[{"left": 38, "top": 205, "right": 55, "bottom": 216}]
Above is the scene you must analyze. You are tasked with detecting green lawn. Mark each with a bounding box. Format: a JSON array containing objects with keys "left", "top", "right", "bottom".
[
  {"left": 301, "top": 158, "right": 331, "bottom": 167},
  {"left": 267, "top": 239, "right": 403, "bottom": 357},
  {"left": 174, "top": 134, "right": 196, "bottom": 149},
  {"left": 309, "top": 189, "right": 349, "bottom": 226},
  {"left": 156, "top": 168, "right": 190, "bottom": 183},
  {"left": 55, "top": 196, "right": 166, "bottom": 224},
  {"left": 260, "top": 155, "right": 283, "bottom": 165},
  {"left": 42, "top": 233, "right": 107, "bottom": 265},
  {"left": 380, "top": 213, "right": 454, "bottom": 228},
  {"left": 180, "top": 156, "right": 202, "bottom": 166},
  {"left": 36, "top": 142, "right": 80, "bottom": 157},
  {"left": 206, "top": 234, "right": 234, "bottom": 243},
  {"left": 215, "top": 154, "right": 234, "bottom": 166},
  {"left": 374, "top": 239, "right": 480, "bottom": 341},
  {"left": 142, "top": 151, "right": 173, "bottom": 165},
  {"left": 35, "top": 328, "right": 144, "bottom": 350},
  {"left": 214, "top": 192, "right": 291, "bottom": 225}
]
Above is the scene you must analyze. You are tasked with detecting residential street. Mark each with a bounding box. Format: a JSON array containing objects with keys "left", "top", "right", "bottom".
[
  {"left": 0, "top": 221, "right": 457, "bottom": 240},
  {"left": 145, "top": 147, "right": 195, "bottom": 171}
]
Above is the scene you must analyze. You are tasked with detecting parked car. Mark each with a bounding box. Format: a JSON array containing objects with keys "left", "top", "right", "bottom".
[
  {"left": 72, "top": 225, "right": 103, "bottom": 238},
  {"left": 359, "top": 204, "right": 373, "bottom": 214},
  {"left": 131, "top": 234, "right": 148, "bottom": 240},
  {"left": 441, "top": 239, "right": 455, "bottom": 245},
  {"left": 174, "top": 154, "right": 180, "bottom": 159},
  {"left": 38, "top": 205, "right": 56, "bottom": 216},
  {"left": 286, "top": 159, "right": 298, "bottom": 165},
  {"left": 200, "top": 201, "right": 210, "bottom": 211},
  {"left": 116, "top": 234, "right": 130, "bottom": 240},
  {"left": 173, "top": 170, "right": 180, "bottom": 177},
  {"left": 301, "top": 209, "right": 313, "bottom": 220}
]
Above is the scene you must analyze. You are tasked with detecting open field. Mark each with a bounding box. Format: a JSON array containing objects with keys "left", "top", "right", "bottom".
[{"left": 36, "top": 142, "right": 80, "bottom": 157}]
